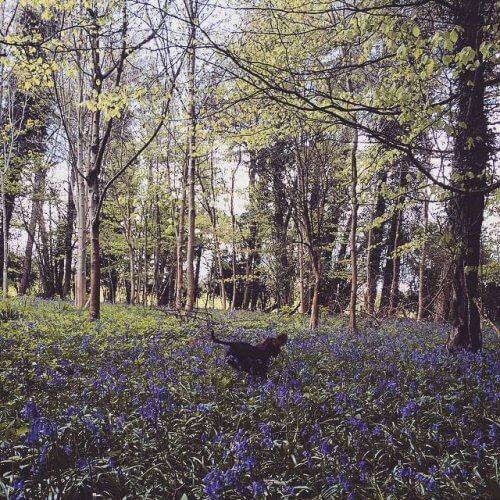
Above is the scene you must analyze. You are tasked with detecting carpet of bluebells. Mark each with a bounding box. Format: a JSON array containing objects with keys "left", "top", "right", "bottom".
[{"left": 0, "top": 299, "right": 499, "bottom": 499}]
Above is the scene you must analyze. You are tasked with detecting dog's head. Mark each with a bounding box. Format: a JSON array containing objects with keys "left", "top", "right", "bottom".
[{"left": 267, "top": 333, "right": 287, "bottom": 356}]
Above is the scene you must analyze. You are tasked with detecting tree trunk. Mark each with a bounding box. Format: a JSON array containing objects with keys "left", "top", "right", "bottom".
[
  {"left": 128, "top": 244, "right": 136, "bottom": 305},
  {"left": 417, "top": 194, "right": 429, "bottom": 321},
  {"left": 88, "top": 172, "right": 101, "bottom": 321},
  {"left": 230, "top": 165, "right": 238, "bottom": 310},
  {"left": 75, "top": 169, "right": 87, "bottom": 308},
  {"left": 446, "top": 0, "right": 488, "bottom": 352},
  {"left": 38, "top": 204, "right": 55, "bottom": 298},
  {"left": 365, "top": 170, "right": 387, "bottom": 314},
  {"left": 63, "top": 182, "right": 75, "bottom": 298},
  {"left": 19, "top": 168, "right": 46, "bottom": 295},
  {"left": 242, "top": 152, "right": 257, "bottom": 310},
  {"left": 88, "top": 30, "right": 102, "bottom": 320},
  {"left": 1, "top": 170, "right": 8, "bottom": 298},
  {"left": 309, "top": 250, "right": 320, "bottom": 329},
  {"left": 379, "top": 165, "right": 408, "bottom": 315},
  {"left": 175, "top": 154, "right": 188, "bottom": 309},
  {"left": 298, "top": 242, "right": 307, "bottom": 314},
  {"left": 349, "top": 124, "right": 359, "bottom": 334},
  {"left": 185, "top": 5, "right": 197, "bottom": 312}
]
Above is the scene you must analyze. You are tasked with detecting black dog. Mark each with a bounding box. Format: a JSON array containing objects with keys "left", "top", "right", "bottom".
[{"left": 211, "top": 329, "right": 287, "bottom": 378}]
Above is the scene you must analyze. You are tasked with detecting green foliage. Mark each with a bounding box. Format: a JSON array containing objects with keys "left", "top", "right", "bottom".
[
  {"left": 0, "top": 300, "right": 498, "bottom": 498},
  {"left": 0, "top": 299, "right": 24, "bottom": 321}
]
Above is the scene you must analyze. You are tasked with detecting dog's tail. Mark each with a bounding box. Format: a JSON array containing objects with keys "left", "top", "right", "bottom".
[{"left": 210, "top": 327, "right": 231, "bottom": 346}]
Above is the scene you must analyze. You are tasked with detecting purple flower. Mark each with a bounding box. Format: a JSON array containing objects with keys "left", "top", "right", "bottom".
[
  {"left": 250, "top": 481, "right": 265, "bottom": 496},
  {"left": 319, "top": 440, "right": 332, "bottom": 455},
  {"left": 25, "top": 418, "right": 56, "bottom": 445},
  {"left": 22, "top": 399, "right": 40, "bottom": 420},
  {"left": 401, "top": 401, "right": 416, "bottom": 418},
  {"left": 202, "top": 469, "right": 223, "bottom": 498}
]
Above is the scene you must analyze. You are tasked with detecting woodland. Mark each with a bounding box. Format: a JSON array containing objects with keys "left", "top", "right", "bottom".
[{"left": 0, "top": 0, "right": 499, "bottom": 498}]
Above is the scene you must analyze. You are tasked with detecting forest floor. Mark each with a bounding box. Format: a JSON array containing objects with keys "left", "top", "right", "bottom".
[{"left": 0, "top": 298, "right": 499, "bottom": 499}]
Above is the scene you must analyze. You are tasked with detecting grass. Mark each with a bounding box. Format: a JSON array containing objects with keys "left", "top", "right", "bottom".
[{"left": 0, "top": 299, "right": 498, "bottom": 499}]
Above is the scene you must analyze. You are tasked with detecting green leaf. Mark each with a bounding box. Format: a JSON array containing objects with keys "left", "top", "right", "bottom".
[{"left": 16, "top": 425, "right": 29, "bottom": 436}]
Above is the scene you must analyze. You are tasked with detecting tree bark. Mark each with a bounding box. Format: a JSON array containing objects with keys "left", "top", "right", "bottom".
[
  {"left": 62, "top": 182, "right": 75, "bottom": 298},
  {"left": 309, "top": 249, "right": 320, "bottom": 329},
  {"left": 88, "top": 172, "right": 101, "bottom": 320},
  {"left": 379, "top": 164, "right": 408, "bottom": 315},
  {"left": 446, "top": 0, "right": 489, "bottom": 352},
  {"left": 242, "top": 152, "right": 257, "bottom": 309},
  {"left": 365, "top": 170, "right": 387, "bottom": 314},
  {"left": 298, "top": 241, "right": 307, "bottom": 314},
  {"left": 175, "top": 151, "right": 188, "bottom": 310},
  {"left": 185, "top": 2, "right": 197, "bottom": 312},
  {"left": 348, "top": 124, "right": 359, "bottom": 334},
  {"left": 19, "top": 168, "right": 46, "bottom": 295},
  {"left": 417, "top": 193, "right": 429, "bottom": 321},
  {"left": 230, "top": 165, "right": 238, "bottom": 310}
]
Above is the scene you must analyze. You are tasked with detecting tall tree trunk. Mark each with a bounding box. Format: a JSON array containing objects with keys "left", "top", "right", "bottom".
[
  {"left": 214, "top": 234, "right": 227, "bottom": 309},
  {"left": 185, "top": 5, "right": 197, "bottom": 312},
  {"left": 434, "top": 256, "right": 453, "bottom": 322},
  {"left": 349, "top": 124, "right": 359, "bottom": 334},
  {"left": 365, "top": 170, "right": 387, "bottom": 314},
  {"left": 19, "top": 168, "right": 46, "bottom": 295},
  {"left": 298, "top": 241, "right": 308, "bottom": 314},
  {"left": 75, "top": 170, "right": 87, "bottom": 308},
  {"left": 309, "top": 250, "right": 320, "bottom": 329},
  {"left": 128, "top": 244, "right": 136, "bottom": 305},
  {"left": 88, "top": 29, "right": 102, "bottom": 321},
  {"left": 175, "top": 154, "right": 188, "bottom": 310},
  {"left": 1, "top": 171, "right": 8, "bottom": 299},
  {"left": 230, "top": 167, "right": 238, "bottom": 310},
  {"left": 38, "top": 205, "right": 56, "bottom": 297},
  {"left": 417, "top": 194, "right": 429, "bottom": 321},
  {"left": 63, "top": 181, "right": 75, "bottom": 298},
  {"left": 88, "top": 172, "right": 101, "bottom": 320},
  {"left": 54, "top": 179, "right": 74, "bottom": 298},
  {"left": 388, "top": 212, "right": 403, "bottom": 314},
  {"left": 243, "top": 152, "right": 257, "bottom": 309},
  {"left": 446, "top": 0, "right": 489, "bottom": 352},
  {"left": 379, "top": 164, "right": 408, "bottom": 315}
]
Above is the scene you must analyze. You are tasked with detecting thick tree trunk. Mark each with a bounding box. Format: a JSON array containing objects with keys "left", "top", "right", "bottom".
[
  {"left": 88, "top": 34, "right": 102, "bottom": 320},
  {"left": 446, "top": 0, "right": 488, "bottom": 352}
]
